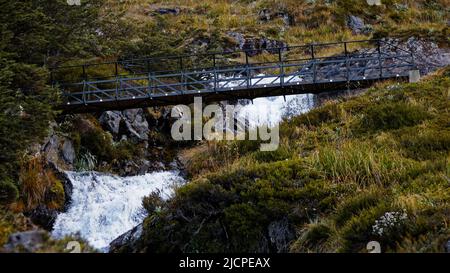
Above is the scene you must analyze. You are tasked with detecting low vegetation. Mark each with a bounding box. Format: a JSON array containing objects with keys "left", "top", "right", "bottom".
[{"left": 134, "top": 68, "right": 450, "bottom": 253}]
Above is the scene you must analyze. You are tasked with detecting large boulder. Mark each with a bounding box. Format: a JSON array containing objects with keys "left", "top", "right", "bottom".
[
  {"left": 109, "top": 223, "right": 143, "bottom": 253},
  {"left": 99, "top": 108, "right": 149, "bottom": 142},
  {"left": 347, "top": 15, "right": 372, "bottom": 35},
  {"left": 61, "top": 139, "right": 75, "bottom": 165},
  {"left": 25, "top": 205, "right": 58, "bottom": 231},
  {"left": 3, "top": 230, "right": 47, "bottom": 253},
  {"left": 122, "top": 109, "right": 150, "bottom": 142},
  {"left": 41, "top": 133, "right": 76, "bottom": 171},
  {"left": 99, "top": 111, "right": 122, "bottom": 136},
  {"left": 267, "top": 218, "right": 296, "bottom": 253}
]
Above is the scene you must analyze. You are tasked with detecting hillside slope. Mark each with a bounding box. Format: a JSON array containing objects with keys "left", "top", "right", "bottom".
[{"left": 112, "top": 68, "right": 450, "bottom": 253}]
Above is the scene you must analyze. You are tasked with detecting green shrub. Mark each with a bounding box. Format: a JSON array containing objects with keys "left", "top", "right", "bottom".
[
  {"left": 290, "top": 103, "right": 341, "bottom": 128},
  {"left": 224, "top": 203, "right": 268, "bottom": 251},
  {"left": 308, "top": 141, "right": 417, "bottom": 187},
  {"left": 339, "top": 203, "right": 391, "bottom": 252},
  {"left": 398, "top": 128, "right": 450, "bottom": 160},
  {"left": 46, "top": 178, "right": 65, "bottom": 210},
  {"left": 0, "top": 179, "right": 19, "bottom": 205},
  {"left": 292, "top": 222, "right": 333, "bottom": 252},
  {"left": 357, "top": 102, "right": 430, "bottom": 132},
  {"left": 142, "top": 192, "right": 164, "bottom": 214},
  {"left": 80, "top": 128, "right": 114, "bottom": 162},
  {"left": 252, "top": 146, "right": 292, "bottom": 163},
  {"left": 334, "top": 190, "right": 383, "bottom": 227}
]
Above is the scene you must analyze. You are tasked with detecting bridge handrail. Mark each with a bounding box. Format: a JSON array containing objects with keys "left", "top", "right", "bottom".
[
  {"left": 50, "top": 39, "right": 386, "bottom": 81},
  {"left": 54, "top": 51, "right": 412, "bottom": 87}
]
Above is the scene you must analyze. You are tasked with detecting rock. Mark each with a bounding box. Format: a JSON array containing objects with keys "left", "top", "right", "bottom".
[
  {"left": 122, "top": 109, "right": 150, "bottom": 142},
  {"left": 446, "top": 240, "right": 450, "bottom": 253},
  {"left": 347, "top": 15, "right": 367, "bottom": 35},
  {"left": 61, "top": 140, "right": 75, "bottom": 164},
  {"left": 99, "top": 111, "right": 122, "bottom": 136},
  {"left": 100, "top": 109, "right": 149, "bottom": 142},
  {"left": 367, "top": 0, "right": 381, "bottom": 5},
  {"left": 47, "top": 162, "right": 73, "bottom": 211},
  {"left": 109, "top": 224, "right": 143, "bottom": 253},
  {"left": 258, "top": 9, "right": 294, "bottom": 26},
  {"left": 25, "top": 205, "right": 58, "bottom": 231},
  {"left": 258, "top": 9, "right": 272, "bottom": 21},
  {"left": 394, "top": 3, "right": 408, "bottom": 11},
  {"left": 3, "top": 230, "right": 47, "bottom": 253},
  {"left": 116, "top": 159, "right": 165, "bottom": 176},
  {"left": 227, "top": 32, "right": 288, "bottom": 57},
  {"left": 383, "top": 37, "right": 450, "bottom": 75},
  {"left": 42, "top": 135, "right": 60, "bottom": 164},
  {"left": 267, "top": 218, "right": 295, "bottom": 253},
  {"left": 41, "top": 133, "right": 76, "bottom": 170},
  {"left": 154, "top": 8, "right": 180, "bottom": 15}
]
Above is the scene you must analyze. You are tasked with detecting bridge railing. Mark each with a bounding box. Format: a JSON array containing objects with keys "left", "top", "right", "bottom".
[
  {"left": 55, "top": 39, "right": 416, "bottom": 107},
  {"left": 61, "top": 54, "right": 415, "bottom": 107}
]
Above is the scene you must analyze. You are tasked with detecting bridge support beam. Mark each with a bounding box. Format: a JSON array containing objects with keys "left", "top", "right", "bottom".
[{"left": 409, "top": 70, "right": 420, "bottom": 83}]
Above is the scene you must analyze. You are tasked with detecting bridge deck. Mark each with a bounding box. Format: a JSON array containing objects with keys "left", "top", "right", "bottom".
[{"left": 52, "top": 40, "right": 416, "bottom": 113}]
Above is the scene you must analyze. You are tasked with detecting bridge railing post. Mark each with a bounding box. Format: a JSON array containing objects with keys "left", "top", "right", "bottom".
[
  {"left": 115, "top": 78, "right": 119, "bottom": 100},
  {"left": 312, "top": 61, "right": 317, "bottom": 84},
  {"left": 148, "top": 72, "right": 153, "bottom": 99},
  {"left": 279, "top": 48, "right": 284, "bottom": 87},
  {"left": 346, "top": 55, "right": 350, "bottom": 83},
  {"left": 245, "top": 51, "right": 250, "bottom": 89},
  {"left": 179, "top": 57, "right": 185, "bottom": 94},
  {"left": 82, "top": 80, "right": 87, "bottom": 105},
  {"left": 377, "top": 41, "right": 383, "bottom": 78},
  {"left": 213, "top": 54, "right": 217, "bottom": 93}
]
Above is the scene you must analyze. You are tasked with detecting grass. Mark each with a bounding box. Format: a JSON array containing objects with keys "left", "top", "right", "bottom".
[
  {"left": 18, "top": 156, "right": 65, "bottom": 211},
  {"left": 68, "top": 0, "right": 446, "bottom": 71}
]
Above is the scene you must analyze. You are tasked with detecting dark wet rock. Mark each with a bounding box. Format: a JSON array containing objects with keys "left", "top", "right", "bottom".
[
  {"left": 109, "top": 223, "right": 143, "bottom": 253},
  {"left": 25, "top": 206, "right": 58, "bottom": 231},
  {"left": 153, "top": 8, "right": 180, "bottom": 15},
  {"left": 116, "top": 158, "right": 166, "bottom": 177},
  {"left": 267, "top": 218, "right": 296, "bottom": 253},
  {"left": 3, "top": 230, "right": 47, "bottom": 253},
  {"left": 48, "top": 162, "right": 73, "bottom": 211}
]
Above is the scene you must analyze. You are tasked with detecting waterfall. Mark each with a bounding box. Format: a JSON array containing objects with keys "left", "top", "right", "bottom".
[{"left": 51, "top": 171, "right": 184, "bottom": 251}]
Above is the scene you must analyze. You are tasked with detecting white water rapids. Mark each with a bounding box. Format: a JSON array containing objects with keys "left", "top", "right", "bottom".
[
  {"left": 51, "top": 74, "right": 317, "bottom": 252},
  {"left": 51, "top": 171, "right": 184, "bottom": 251}
]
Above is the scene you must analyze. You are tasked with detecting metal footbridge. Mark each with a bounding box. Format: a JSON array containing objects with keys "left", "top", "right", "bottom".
[{"left": 51, "top": 39, "right": 417, "bottom": 113}]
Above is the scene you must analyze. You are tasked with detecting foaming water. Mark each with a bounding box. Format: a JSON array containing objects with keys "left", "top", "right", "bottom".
[
  {"left": 217, "top": 74, "right": 316, "bottom": 127},
  {"left": 52, "top": 171, "right": 184, "bottom": 251},
  {"left": 235, "top": 94, "right": 315, "bottom": 128}
]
